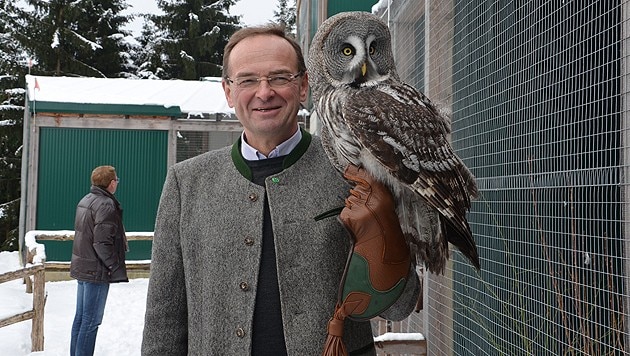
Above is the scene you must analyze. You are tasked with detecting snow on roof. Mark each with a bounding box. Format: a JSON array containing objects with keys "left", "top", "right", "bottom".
[{"left": 25, "top": 75, "right": 235, "bottom": 116}]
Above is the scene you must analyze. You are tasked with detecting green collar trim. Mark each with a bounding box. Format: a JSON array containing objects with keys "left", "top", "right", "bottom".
[{"left": 231, "top": 128, "right": 312, "bottom": 181}]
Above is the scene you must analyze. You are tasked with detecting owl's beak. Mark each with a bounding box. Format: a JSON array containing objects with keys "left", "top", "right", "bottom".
[{"left": 361, "top": 63, "right": 367, "bottom": 76}]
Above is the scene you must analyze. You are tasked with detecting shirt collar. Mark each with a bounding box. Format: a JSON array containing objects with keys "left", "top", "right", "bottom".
[{"left": 241, "top": 127, "right": 303, "bottom": 160}]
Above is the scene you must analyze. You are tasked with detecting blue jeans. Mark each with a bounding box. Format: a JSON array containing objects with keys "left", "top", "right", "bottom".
[{"left": 70, "top": 280, "right": 110, "bottom": 356}]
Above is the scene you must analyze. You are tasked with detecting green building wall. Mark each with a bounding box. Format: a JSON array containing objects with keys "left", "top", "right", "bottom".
[
  {"left": 327, "top": 0, "right": 378, "bottom": 15},
  {"left": 306, "top": 0, "right": 379, "bottom": 42},
  {"left": 36, "top": 127, "right": 168, "bottom": 261}
]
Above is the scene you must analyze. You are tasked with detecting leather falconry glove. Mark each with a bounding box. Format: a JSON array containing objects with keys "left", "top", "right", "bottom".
[{"left": 322, "top": 164, "right": 411, "bottom": 356}]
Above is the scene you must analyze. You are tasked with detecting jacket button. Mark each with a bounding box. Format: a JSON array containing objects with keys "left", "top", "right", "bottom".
[
  {"left": 235, "top": 327, "right": 246, "bottom": 338},
  {"left": 239, "top": 282, "right": 249, "bottom": 291},
  {"left": 248, "top": 193, "right": 258, "bottom": 202},
  {"left": 244, "top": 238, "right": 254, "bottom": 246}
]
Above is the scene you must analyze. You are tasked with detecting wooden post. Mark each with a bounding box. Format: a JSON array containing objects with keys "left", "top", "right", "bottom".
[
  {"left": 25, "top": 246, "right": 36, "bottom": 293},
  {"left": 0, "top": 264, "right": 46, "bottom": 351},
  {"left": 31, "top": 267, "right": 45, "bottom": 351}
]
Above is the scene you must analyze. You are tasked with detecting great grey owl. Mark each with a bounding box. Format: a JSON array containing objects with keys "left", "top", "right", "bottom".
[{"left": 308, "top": 11, "right": 480, "bottom": 274}]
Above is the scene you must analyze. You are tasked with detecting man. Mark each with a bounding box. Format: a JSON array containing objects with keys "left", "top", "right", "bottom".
[
  {"left": 141, "top": 24, "right": 419, "bottom": 355},
  {"left": 70, "top": 165, "right": 128, "bottom": 356}
]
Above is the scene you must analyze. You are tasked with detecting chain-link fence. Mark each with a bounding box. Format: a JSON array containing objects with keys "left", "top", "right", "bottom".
[{"left": 375, "top": 1, "right": 629, "bottom": 355}]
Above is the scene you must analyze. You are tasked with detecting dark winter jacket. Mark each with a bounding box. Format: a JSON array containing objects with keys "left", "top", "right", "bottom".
[{"left": 70, "top": 185, "right": 128, "bottom": 283}]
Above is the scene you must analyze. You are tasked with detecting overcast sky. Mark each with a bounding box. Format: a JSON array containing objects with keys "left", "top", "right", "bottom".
[{"left": 124, "top": 0, "right": 279, "bottom": 35}]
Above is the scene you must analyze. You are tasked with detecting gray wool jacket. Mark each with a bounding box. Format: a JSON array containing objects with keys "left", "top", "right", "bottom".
[{"left": 141, "top": 132, "right": 419, "bottom": 355}]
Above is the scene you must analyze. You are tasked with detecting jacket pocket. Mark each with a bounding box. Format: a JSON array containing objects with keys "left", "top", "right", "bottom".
[{"left": 70, "top": 255, "right": 102, "bottom": 280}]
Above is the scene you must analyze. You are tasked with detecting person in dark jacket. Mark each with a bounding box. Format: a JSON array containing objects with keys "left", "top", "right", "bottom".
[{"left": 70, "top": 165, "right": 128, "bottom": 356}]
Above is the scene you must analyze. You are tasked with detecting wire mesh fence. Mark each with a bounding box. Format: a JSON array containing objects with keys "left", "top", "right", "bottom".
[
  {"left": 375, "top": 0, "right": 629, "bottom": 355},
  {"left": 176, "top": 130, "right": 242, "bottom": 162},
  {"left": 172, "top": 1, "right": 628, "bottom": 354}
]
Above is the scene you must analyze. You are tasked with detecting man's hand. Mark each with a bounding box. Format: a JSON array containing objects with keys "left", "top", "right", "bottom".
[
  {"left": 323, "top": 165, "right": 413, "bottom": 356},
  {"left": 338, "top": 164, "right": 410, "bottom": 316}
]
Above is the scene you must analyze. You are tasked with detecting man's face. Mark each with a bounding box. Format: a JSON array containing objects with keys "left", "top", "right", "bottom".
[
  {"left": 223, "top": 35, "right": 308, "bottom": 150},
  {"left": 108, "top": 175, "right": 119, "bottom": 194}
]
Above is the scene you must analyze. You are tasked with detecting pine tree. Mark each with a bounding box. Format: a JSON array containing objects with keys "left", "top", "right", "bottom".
[
  {"left": 273, "top": 0, "right": 296, "bottom": 36},
  {"left": 74, "top": 0, "right": 136, "bottom": 77},
  {"left": 0, "top": 1, "right": 137, "bottom": 251},
  {"left": 133, "top": 15, "right": 167, "bottom": 79},
  {"left": 15, "top": 0, "right": 134, "bottom": 78},
  {"left": 0, "top": 76, "right": 23, "bottom": 251},
  {"left": 0, "top": 0, "right": 27, "bottom": 251},
  {"left": 146, "top": 0, "right": 241, "bottom": 80},
  {"left": 0, "top": 0, "right": 27, "bottom": 75}
]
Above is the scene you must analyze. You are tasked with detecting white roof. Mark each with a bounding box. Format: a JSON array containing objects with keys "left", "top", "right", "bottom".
[{"left": 25, "top": 75, "right": 235, "bottom": 116}]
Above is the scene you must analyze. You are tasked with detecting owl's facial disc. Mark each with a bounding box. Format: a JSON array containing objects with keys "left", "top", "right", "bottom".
[
  {"left": 363, "top": 34, "right": 380, "bottom": 77},
  {"left": 339, "top": 35, "right": 383, "bottom": 87},
  {"left": 341, "top": 36, "right": 367, "bottom": 84}
]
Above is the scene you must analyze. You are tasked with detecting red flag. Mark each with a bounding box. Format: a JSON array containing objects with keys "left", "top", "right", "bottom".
[{"left": 34, "top": 78, "right": 40, "bottom": 91}]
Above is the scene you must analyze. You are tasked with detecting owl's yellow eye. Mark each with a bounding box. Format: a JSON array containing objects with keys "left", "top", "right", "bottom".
[
  {"left": 342, "top": 46, "right": 354, "bottom": 56},
  {"left": 369, "top": 46, "right": 375, "bottom": 55}
]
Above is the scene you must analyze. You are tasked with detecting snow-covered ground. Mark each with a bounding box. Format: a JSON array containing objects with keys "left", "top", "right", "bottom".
[
  {"left": 0, "top": 249, "right": 423, "bottom": 355},
  {"left": 0, "top": 251, "right": 147, "bottom": 356}
]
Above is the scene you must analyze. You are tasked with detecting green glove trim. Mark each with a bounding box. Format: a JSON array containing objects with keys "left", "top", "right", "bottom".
[{"left": 341, "top": 252, "right": 407, "bottom": 321}]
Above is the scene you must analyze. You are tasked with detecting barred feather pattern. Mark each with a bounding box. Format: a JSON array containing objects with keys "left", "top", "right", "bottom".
[{"left": 308, "top": 11, "right": 480, "bottom": 274}]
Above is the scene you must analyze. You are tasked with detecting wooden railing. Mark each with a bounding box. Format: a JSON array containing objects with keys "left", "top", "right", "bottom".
[
  {"left": 0, "top": 263, "right": 46, "bottom": 352},
  {"left": 34, "top": 233, "right": 153, "bottom": 242},
  {"left": 33, "top": 232, "right": 152, "bottom": 273}
]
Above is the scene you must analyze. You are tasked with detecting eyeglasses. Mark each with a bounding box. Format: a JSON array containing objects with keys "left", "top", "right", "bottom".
[
  {"left": 226, "top": 72, "right": 303, "bottom": 90},
  {"left": 115, "top": 177, "right": 120, "bottom": 183}
]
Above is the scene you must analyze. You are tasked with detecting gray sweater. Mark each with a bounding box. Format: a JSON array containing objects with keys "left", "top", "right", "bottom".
[{"left": 141, "top": 133, "right": 418, "bottom": 355}]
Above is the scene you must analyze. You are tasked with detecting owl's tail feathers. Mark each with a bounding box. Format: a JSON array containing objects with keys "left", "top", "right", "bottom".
[
  {"left": 442, "top": 216, "right": 481, "bottom": 270},
  {"left": 410, "top": 232, "right": 448, "bottom": 275}
]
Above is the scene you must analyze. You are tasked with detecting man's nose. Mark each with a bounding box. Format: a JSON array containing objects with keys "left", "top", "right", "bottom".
[{"left": 255, "top": 79, "right": 275, "bottom": 99}]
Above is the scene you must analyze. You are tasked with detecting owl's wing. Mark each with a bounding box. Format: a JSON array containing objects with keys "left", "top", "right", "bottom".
[{"left": 342, "top": 83, "right": 480, "bottom": 269}]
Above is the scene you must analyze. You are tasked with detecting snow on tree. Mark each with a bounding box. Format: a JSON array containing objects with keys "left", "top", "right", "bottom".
[
  {"left": 15, "top": 0, "right": 135, "bottom": 78},
  {"left": 144, "top": 0, "right": 241, "bottom": 80},
  {"left": 0, "top": 0, "right": 27, "bottom": 251},
  {"left": 273, "top": 0, "right": 296, "bottom": 36},
  {"left": 0, "top": 74, "right": 24, "bottom": 252}
]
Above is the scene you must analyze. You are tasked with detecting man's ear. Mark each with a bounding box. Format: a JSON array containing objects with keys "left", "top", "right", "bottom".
[
  {"left": 222, "top": 80, "right": 235, "bottom": 108},
  {"left": 300, "top": 72, "right": 309, "bottom": 102}
]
